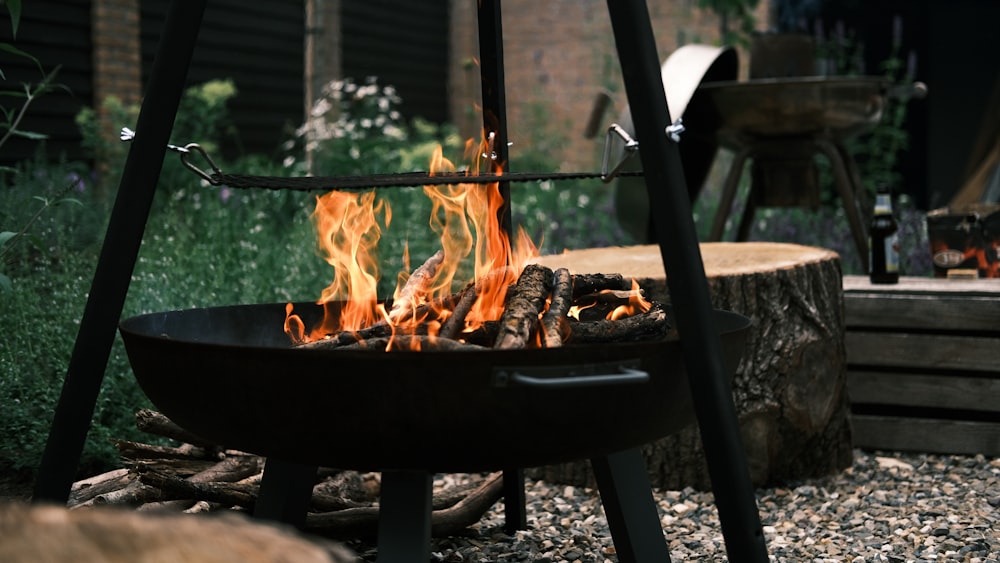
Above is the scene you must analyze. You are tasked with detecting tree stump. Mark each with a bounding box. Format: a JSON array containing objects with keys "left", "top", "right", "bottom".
[{"left": 529, "top": 242, "right": 852, "bottom": 489}]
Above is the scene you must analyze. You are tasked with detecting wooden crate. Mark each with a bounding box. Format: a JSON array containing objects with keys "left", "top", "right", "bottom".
[{"left": 843, "top": 275, "right": 1000, "bottom": 456}]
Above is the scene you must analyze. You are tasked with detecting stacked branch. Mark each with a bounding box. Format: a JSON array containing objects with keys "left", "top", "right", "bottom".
[
  {"left": 294, "top": 253, "right": 670, "bottom": 351},
  {"left": 69, "top": 410, "right": 504, "bottom": 538}
]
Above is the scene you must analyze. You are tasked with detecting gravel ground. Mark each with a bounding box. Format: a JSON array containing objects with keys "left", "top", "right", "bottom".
[{"left": 349, "top": 450, "right": 999, "bottom": 562}]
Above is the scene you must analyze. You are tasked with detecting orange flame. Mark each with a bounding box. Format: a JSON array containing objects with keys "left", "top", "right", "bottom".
[
  {"left": 285, "top": 133, "right": 538, "bottom": 349},
  {"left": 607, "top": 279, "right": 653, "bottom": 320}
]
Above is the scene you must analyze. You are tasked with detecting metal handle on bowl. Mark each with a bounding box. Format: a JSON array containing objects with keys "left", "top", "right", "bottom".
[{"left": 493, "top": 362, "right": 649, "bottom": 389}]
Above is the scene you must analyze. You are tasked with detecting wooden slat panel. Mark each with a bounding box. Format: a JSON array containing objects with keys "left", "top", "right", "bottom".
[
  {"left": 851, "top": 414, "right": 1000, "bottom": 456},
  {"left": 843, "top": 275, "right": 1000, "bottom": 296},
  {"left": 847, "top": 370, "right": 1000, "bottom": 411},
  {"left": 843, "top": 275, "right": 1000, "bottom": 331},
  {"left": 844, "top": 293, "right": 1000, "bottom": 331},
  {"left": 846, "top": 331, "right": 999, "bottom": 372}
]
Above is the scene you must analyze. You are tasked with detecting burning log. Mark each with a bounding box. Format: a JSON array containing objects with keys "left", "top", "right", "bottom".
[
  {"left": 438, "top": 282, "right": 478, "bottom": 340},
  {"left": 541, "top": 268, "right": 574, "bottom": 347},
  {"left": 295, "top": 322, "right": 394, "bottom": 351},
  {"left": 493, "top": 264, "right": 554, "bottom": 349},
  {"left": 569, "top": 272, "right": 631, "bottom": 296},
  {"left": 337, "top": 335, "right": 486, "bottom": 352},
  {"left": 567, "top": 303, "right": 670, "bottom": 343},
  {"left": 388, "top": 249, "right": 445, "bottom": 324},
  {"left": 572, "top": 288, "right": 647, "bottom": 321}
]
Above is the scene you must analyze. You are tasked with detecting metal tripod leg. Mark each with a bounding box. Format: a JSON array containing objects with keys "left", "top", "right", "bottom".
[
  {"left": 606, "top": 1, "right": 769, "bottom": 561},
  {"left": 32, "top": 0, "right": 207, "bottom": 504},
  {"left": 591, "top": 449, "right": 672, "bottom": 563}
]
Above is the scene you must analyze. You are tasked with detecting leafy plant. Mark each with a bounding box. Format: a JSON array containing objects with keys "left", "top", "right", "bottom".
[
  {"left": 698, "top": 0, "right": 760, "bottom": 47},
  {"left": 0, "top": 5, "right": 74, "bottom": 290},
  {"left": 1, "top": 78, "right": 283, "bottom": 477},
  {"left": 847, "top": 16, "right": 919, "bottom": 193}
]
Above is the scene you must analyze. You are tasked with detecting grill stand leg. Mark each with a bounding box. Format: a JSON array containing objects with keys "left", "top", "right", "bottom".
[
  {"left": 606, "top": 1, "right": 769, "bottom": 561},
  {"left": 254, "top": 459, "right": 317, "bottom": 528},
  {"left": 376, "top": 470, "right": 433, "bottom": 563},
  {"left": 591, "top": 449, "right": 672, "bottom": 563},
  {"left": 502, "top": 468, "right": 527, "bottom": 533}
]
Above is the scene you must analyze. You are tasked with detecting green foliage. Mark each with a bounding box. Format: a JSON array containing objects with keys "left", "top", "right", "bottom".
[
  {"left": 2, "top": 0, "right": 21, "bottom": 39},
  {"left": 0, "top": 79, "right": 275, "bottom": 477},
  {"left": 0, "top": 8, "right": 74, "bottom": 288},
  {"left": 0, "top": 250, "right": 153, "bottom": 476},
  {"left": 75, "top": 78, "right": 239, "bottom": 195},
  {"left": 698, "top": 0, "right": 760, "bottom": 47}
]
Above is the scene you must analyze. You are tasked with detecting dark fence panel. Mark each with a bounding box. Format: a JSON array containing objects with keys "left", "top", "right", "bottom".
[
  {"left": 341, "top": 0, "right": 449, "bottom": 124},
  {"left": 0, "top": 0, "right": 92, "bottom": 165},
  {"left": 141, "top": 0, "right": 305, "bottom": 158}
]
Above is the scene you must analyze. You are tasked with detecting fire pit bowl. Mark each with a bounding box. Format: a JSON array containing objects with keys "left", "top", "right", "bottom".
[{"left": 119, "top": 302, "right": 750, "bottom": 472}]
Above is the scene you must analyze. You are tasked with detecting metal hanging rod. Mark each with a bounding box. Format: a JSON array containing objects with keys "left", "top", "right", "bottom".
[{"left": 122, "top": 127, "right": 643, "bottom": 191}]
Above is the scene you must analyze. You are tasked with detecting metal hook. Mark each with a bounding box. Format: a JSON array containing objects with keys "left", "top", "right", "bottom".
[
  {"left": 120, "top": 127, "right": 223, "bottom": 184},
  {"left": 179, "top": 144, "right": 222, "bottom": 184},
  {"left": 665, "top": 118, "right": 685, "bottom": 143},
  {"left": 601, "top": 123, "right": 639, "bottom": 183}
]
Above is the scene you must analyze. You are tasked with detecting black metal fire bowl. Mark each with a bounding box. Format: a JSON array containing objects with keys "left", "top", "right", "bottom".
[{"left": 119, "top": 302, "right": 750, "bottom": 472}]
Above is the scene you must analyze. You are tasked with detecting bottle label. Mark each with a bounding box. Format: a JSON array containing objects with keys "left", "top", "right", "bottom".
[{"left": 884, "top": 232, "right": 900, "bottom": 273}]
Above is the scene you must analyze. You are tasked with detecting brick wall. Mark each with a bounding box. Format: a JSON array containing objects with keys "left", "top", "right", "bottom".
[
  {"left": 91, "top": 0, "right": 142, "bottom": 110},
  {"left": 90, "top": 0, "right": 141, "bottom": 192},
  {"left": 449, "top": 0, "right": 763, "bottom": 172}
]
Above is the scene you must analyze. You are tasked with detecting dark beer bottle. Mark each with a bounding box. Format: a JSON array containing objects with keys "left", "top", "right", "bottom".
[{"left": 869, "top": 185, "right": 900, "bottom": 284}]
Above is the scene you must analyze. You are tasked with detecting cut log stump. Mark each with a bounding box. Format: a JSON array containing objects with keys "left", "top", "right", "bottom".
[{"left": 530, "top": 242, "right": 852, "bottom": 489}]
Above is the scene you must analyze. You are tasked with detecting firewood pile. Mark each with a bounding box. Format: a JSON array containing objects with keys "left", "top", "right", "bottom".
[
  {"left": 294, "top": 261, "right": 670, "bottom": 352},
  {"left": 68, "top": 409, "right": 503, "bottom": 538}
]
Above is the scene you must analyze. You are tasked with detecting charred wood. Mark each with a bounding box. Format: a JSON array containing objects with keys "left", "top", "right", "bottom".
[
  {"left": 566, "top": 304, "right": 670, "bottom": 343},
  {"left": 493, "top": 264, "right": 553, "bottom": 349},
  {"left": 572, "top": 289, "right": 647, "bottom": 322},
  {"left": 541, "top": 268, "right": 574, "bottom": 347},
  {"left": 438, "top": 283, "right": 479, "bottom": 340},
  {"left": 337, "top": 334, "right": 486, "bottom": 352},
  {"left": 294, "top": 322, "right": 393, "bottom": 350},
  {"left": 570, "top": 272, "right": 631, "bottom": 297}
]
